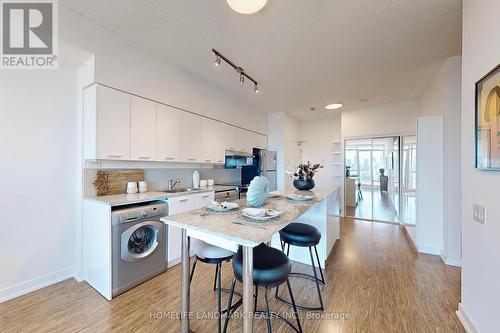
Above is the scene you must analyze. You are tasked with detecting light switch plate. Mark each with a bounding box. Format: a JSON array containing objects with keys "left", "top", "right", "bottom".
[{"left": 473, "top": 204, "right": 486, "bottom": 225}]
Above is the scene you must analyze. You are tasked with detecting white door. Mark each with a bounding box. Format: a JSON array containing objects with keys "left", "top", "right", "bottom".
[
  {"left": 156, "top": 104, "right": 182, "bottom": 162},
  {"left": 180, "top": 112, "right": 201, "bottom": 162},
  {"left": 131, "top": 96, "right": 156, "bottom": 161},
  {"left": 96, "top": 86, "right": 131, "bottom": 160}
]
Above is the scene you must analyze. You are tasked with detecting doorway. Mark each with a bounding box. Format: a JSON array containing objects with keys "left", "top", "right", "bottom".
[{"left": 344, "top": 136, "right": 413, "bottom": 224}]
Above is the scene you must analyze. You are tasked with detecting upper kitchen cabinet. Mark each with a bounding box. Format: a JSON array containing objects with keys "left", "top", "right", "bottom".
[
  {"left": 83, "top": 84, "right": 131, "bottom": 160},
  {"left": 252, "top": 132, "right": 268, "bottom": 150},
  {"left": 156, "top": 104, "right": 181, "bottom": 162},
  {"left": 201, "top": 118, "right": 225, "bottom": 164},
  {"left": 131, "top": 96, "right": 156, "bottom": 161},
  {"left": 180, "top": 112, "right": 202, "bottom": 162}
]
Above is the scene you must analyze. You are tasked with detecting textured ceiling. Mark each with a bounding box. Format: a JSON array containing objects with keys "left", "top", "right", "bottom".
[{"left": 61, "top": 0, "right": 462, "bottom": 120}]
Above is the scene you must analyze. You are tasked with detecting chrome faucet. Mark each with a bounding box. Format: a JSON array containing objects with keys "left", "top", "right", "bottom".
[{"left": 168, "top": 178, "right": 181, "bottom": 191}]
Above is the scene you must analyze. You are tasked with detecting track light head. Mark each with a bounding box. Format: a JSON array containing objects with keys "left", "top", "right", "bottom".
[
  {"left": 240, "top": 74, "right": 245, "bottom": 84},
  {"left": 254, "top": 84, "right": 259, "bottom": 93},
  {"left": 214, "top": 55, "right": 221, "bottom": 67}
]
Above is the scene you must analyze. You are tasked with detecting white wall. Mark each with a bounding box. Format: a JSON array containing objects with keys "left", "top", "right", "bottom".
[
  {"left": 341, "top": 100, "right": 418, "bottom": 139},
  {"left": 301, "top": 115, "right": 342, "bottom": 191},
  {"left": 459, "top": 1, "right": 500, "bottom": 332},
  {"left": 416, "top": 115, "right": 444, "bottom": 255},
  {"left": 267, "top": 112, "right": 301, "bottom": 192},
  {"left": 419, "top": 56, "right": 462, "bottom": 266},
  {"left": 59, "top": 7, "right": 267, "bottom": 134},
  {"left": 0, "top": 65, "right": 77, "bottom": 302}
]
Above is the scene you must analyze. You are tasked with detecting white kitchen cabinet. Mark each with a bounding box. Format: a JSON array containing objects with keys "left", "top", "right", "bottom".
[
  {"left": 167, "top": 192, "right": 214, "bottom": 266},
  {"left": 83, "top": 84, "right": 131, "bottom": 160},
  {"left": 156, "top": 104, "right": 182, "bottom": 162},
  {"left": 131, "top": 96, "right": 156, "bottom": 161},
  {"left": 194, "top": 191, "right": 215, "bottom": 208},
  {"left": 201, "top": 118, "right": 225, "bottom": 164},
  {"left": 180, "top": 112, "right": 202, "bottom": 162},
  {"left": 254, "top": 133, "right": 268, "bottom": 149},
  {"left": 167, "top": 195, "right": 195, "bottom": 265}
]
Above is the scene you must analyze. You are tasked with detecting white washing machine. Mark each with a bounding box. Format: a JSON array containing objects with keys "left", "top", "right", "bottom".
[{"left": 111, "top": 201, "right": 167, "bottom": 297}]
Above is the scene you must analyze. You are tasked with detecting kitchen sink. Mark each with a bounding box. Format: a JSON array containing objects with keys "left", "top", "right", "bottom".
[{"left": 164, "top": 188, "right": 196, "bottom": 193}]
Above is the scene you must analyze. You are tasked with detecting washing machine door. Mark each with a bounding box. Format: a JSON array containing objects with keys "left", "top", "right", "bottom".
[{"left": 121, "top": 221, "right": 162, "bottom": 263}]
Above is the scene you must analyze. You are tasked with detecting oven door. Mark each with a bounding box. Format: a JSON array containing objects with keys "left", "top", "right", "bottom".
[
  {"left": 215, "top": 190, "right": 237, "bottom": 202},
  {"left": 121, "top": 221, "right": 163, "bottom": 263}
]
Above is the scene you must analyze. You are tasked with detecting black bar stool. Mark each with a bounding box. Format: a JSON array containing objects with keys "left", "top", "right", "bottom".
[
  {"left": 223, "top": 243, "right": 303, "bottom": 333},
  {"left": 275, "top": 223, "right": 325, "bottom": 311},
  {"left": 190, "top": 240, "right": 242, "bottom": 333}
]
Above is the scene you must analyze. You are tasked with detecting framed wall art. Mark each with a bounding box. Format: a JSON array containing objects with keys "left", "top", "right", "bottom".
[{"left": 475, "top": 63, "right": 500, "bottom": 170}]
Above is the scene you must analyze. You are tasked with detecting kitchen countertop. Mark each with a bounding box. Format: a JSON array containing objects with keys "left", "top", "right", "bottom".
[
  {"left": 84, "top": 186, "right": 227, "bottom": 206},
  {"left": 161, "top": 187, "right": 340, "bottom": 247}
]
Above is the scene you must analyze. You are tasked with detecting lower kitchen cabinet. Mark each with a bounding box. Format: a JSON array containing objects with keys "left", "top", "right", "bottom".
[{"left": 167, "top": 191, "right": 214, "bottom": 266}]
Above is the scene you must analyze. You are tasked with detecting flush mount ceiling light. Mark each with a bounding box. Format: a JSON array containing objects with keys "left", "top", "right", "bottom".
[
  {"left": 325, "top": 103, "right": 344, "bottom": 110},
  {"left": 212, "top": 48, "right": 260, "bottom": 93},
  {"left": 226, "top": 0, "right": 267, "bottom": 14}
]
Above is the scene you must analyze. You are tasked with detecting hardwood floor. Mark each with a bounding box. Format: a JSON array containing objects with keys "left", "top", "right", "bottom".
[{"left": 0, "top": 218, "right": 464, "bottom": 332}]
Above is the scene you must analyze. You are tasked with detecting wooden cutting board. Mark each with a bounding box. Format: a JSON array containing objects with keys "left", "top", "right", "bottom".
[{"left": 93, "top": 169, "right": 144, "bottom": 196}]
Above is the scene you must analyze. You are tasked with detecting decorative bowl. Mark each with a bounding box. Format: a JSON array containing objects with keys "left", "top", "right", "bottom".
[
  {"left": 246, "top": 176, "right": 270, "bottom": 207},
  {"left": 293, "top": 177, "right": 315, "bottom": 191}
]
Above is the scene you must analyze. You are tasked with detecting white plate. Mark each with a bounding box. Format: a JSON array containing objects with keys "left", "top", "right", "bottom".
[
  {"left": 286, "top": 194, "right": 314, "bottom": 201},
  {"left": 241, "top": 208, "right": 283, "bottom": 221},
  {"left": 268, "top": 191, "right": 281, "bottom": 198},
  {"left": 208, "top": 201, "right": 239, "bottom": 212}
]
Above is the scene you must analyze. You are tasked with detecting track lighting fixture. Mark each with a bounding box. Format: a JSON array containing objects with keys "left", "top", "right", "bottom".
[
  {"left": 211, "top": 48, "right": 260, "bottom": 93},
  {"left": 214, "top": 55, "right": 221, "bottom": 67}
]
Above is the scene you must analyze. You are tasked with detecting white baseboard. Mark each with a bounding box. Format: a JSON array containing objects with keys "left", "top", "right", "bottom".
[
  {"left": 0, "top": 267, "right": 74, "bottom": 304},
  {"left": 456, "top": 303, "right": 479, "bottom": 333},
  {"left": 417, "top": 245, "right": 441, "bottom": 255}
]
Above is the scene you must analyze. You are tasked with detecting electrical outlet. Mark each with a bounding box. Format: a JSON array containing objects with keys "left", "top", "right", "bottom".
[{"left": 473, "top": 204, "right": 486, "bottom": 225}]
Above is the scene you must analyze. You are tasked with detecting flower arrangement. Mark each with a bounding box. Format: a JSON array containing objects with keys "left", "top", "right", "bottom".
[{"left": 293, "top": 162, "right": 323, "bottom": 179}]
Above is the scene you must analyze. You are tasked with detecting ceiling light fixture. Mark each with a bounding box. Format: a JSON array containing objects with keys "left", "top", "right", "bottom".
[
  {"left": 226, "top": 0, "right": 267, "bottom": 15},
  {"left": 325, "top": 103, "right": 344, "bottom": 110},
  {"left": 212, "top": 48, "right": 260, "bottom": 93}
]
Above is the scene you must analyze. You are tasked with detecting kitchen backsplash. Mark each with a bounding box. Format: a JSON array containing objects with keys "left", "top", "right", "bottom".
[
  {"left": 144, "top": 168, "right": 241, "bottom": 191},
  {"left": 84, "top": 168, "right": 241, "bottom": 196}
]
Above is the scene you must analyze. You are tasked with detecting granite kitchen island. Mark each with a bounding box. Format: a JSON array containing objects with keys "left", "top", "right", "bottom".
[{"left": 161, "top": 187, "right": 340, "bottom": 333}]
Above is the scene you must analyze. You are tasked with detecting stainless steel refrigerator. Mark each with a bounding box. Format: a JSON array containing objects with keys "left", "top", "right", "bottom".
[{"left": 242, "top": 148, "right": 277, "bottom": 191}]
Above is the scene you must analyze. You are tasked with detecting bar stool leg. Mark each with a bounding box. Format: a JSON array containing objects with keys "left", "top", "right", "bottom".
[
  {"left": 223, "top": 278, "right": 237, "bottom": 333},
  {"left": 264, "top": 287, "right": 272, "bottom": 333},
  {"left": 285, "top": 279, "right": 303, "bottom": 333},
  {"left": 213, "top": 263, "right": 220, "bottom": 291},
  {"left": 308, "top": 247, "right": 325, "bottom": 311},
  {"left": 189, "top": 257, "right": 198, "bottom": 285},
  {"left": 217, "top": 263, "right": 222, "bottom": 333},
  {"left": 254, "top": 286, "right": 259, "bottom": 313},
  {"left": 313, "top": 246, "right": 325, "bottom": 284}
]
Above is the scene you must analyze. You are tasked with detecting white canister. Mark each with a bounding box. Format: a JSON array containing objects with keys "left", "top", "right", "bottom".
[
  {"left": 127, "top": 182, "right": 138, "bottom": 194},
  {"left": 138, "top": 181, "right": 148, "bottom": 193},
  {"left": 207, "top": 179, "right": 214, "bottom": 186},
  {"left": 200, "top": 179, "right": 208, "bottom": 187},
  {"left": 192, "top": 170, "right": 200, "bottom": 188}
]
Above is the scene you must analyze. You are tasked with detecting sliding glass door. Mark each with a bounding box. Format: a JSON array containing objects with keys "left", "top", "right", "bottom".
[{"left": 344, "top": 136, "right": 403, "bottom": 223}]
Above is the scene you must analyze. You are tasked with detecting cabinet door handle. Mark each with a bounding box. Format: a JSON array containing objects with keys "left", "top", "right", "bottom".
[
  {"left": 229, "top": 147, "right": 236, "bottom": 150},
  {"left": 188, "top": 158, "right": 196, "bottom": 161},
  {"left": 108, "top": 154, "right": 123, "bottom": 159},
  {"left": 164, "top": 157, "right": 175, "bottom": 160},
  {"left": 179, "top": 198, "right": 189, "bottom": 202},
  {"left": 204, "top": 159, "right": 211, "bottom": 162},
  {"left": 138, "top": 156, "right": 150, "bottom": 160},
  {"left": 217, "top": 160, "right": 224, "bottom": 163},
  {"left": 201, "top": 194, "right": 210, "bottom": 198}
]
